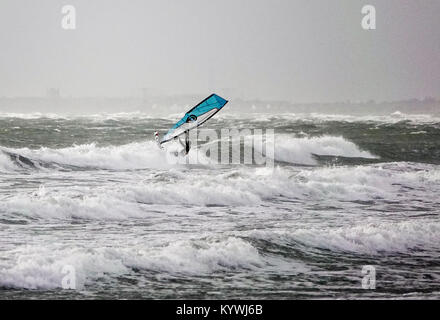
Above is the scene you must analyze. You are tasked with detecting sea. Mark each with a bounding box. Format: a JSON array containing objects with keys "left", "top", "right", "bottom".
[{"left": 0, "top": 110, "right": 439, "bottom": 299}]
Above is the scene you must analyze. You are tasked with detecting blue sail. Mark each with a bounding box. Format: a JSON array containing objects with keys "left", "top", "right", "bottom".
[{"left": 160, "top": 93, "right": 228, "bottom": 144}]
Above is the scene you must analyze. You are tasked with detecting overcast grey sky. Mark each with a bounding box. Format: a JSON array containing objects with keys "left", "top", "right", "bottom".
[{"left": 0, "top": 0, "right": 439, "bottom": 102}]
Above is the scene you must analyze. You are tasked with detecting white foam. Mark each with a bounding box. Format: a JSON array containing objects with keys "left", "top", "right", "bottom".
[
  {"left": 0, "top": 132, "right": 377, "bottom": 171},
  {"left": 0, "top": 185, "right": 148, "bottom": 220},
  {"left": 1, "top": 163, "right": 439, "bottom": 220},
  {"left": 248, "top": 219, "right": 440, "bottom": 255},
  {"left": 217, "top": 112, "right": 440, "bottom": 125},
  {"left": 1, "top": 141, "right": 172, "bottom": 171},
  {"left": 0, "top": 112, "right": 65, "bottom": 119},
  {"left": 304, "top": 111, "right": 440, "bottom": 124},
  {"left": 0, "top": 237, "right": 263, "bottom": 289},
  {"left": 2, "top": 111, "right": 439, "bottom": 124},
  {"left": 269, "top": 135, "right": 378, "bottom": 165},
  {"left": 0, "top": 111, "right": 181, "bottom": 121}
]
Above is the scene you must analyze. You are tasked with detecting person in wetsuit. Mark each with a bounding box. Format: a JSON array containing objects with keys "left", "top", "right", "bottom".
[{"left": 177, "top": 130, "right": 191, "bottom": 156}]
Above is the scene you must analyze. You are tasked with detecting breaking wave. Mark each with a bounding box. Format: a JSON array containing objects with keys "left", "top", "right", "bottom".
[
  {"left": 0, "top": 141, "right": 171, "bottom": 172},
  {"left": 1, "top": 162, "right": 439, "bottom": 219},
  {"left": 2, "top": 217, "right": 440, "bottom": 290},
  {"left": 0, "top": 134, "right": 378, "bottom": 171},
  {"left": 245, "top": 219, "right": 440, "bottom": 255},
  {"left": 0, "top": 237, "right": 263, "bottom": 289},
  {"left": 268, "top": 135, "right": 378, "bottom": 165}
]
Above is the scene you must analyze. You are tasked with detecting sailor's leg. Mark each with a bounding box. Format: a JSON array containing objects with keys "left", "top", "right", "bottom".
[{"left": 185, "top": 131, "right": 190, "bottom": 154}]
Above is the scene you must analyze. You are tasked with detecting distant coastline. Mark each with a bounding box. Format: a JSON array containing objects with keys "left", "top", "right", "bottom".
[{"left": 0, "top": 95, "right": 439, "bottom": 116}]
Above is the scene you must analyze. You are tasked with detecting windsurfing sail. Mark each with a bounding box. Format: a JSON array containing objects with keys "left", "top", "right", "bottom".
[{"left": 160, "top": 93, "right": 228, "bottom": 144}]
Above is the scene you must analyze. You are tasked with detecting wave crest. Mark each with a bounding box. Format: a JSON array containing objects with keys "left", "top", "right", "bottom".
[{"left": 269, "top": 135, "right": 378, "bottom": 165}]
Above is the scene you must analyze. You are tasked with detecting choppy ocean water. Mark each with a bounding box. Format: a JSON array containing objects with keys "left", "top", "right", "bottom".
[{"left": 0, "top": 111, "right": 439, "bottom": 299}]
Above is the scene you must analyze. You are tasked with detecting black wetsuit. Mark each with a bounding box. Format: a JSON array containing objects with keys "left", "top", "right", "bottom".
[
  {"left": 184, "top": 131, "right": 190, "bottom": 154},
  {"left": 177, "top": 131, "right": 191, "bottom": 156}
]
